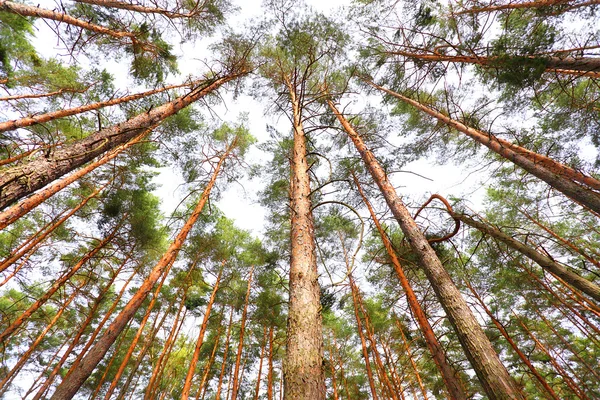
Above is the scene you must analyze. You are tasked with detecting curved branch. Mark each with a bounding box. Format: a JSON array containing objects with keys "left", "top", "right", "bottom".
[{"left": 413, "top": 194, "right": 460, "bottom": 243}]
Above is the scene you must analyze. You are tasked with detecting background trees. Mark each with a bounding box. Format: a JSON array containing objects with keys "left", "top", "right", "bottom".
[{"left": 1, "top": 0, "right": 599, "bottom": 399}]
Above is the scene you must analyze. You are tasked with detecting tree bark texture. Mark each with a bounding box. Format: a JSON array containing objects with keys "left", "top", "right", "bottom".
[{"left": 283, "top": 84, "right": 325, "bottom": 399}]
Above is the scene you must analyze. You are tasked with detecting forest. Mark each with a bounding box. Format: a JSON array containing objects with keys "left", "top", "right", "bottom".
[{"left": 0, "top": 0, "right": 599, "bottom": 399}]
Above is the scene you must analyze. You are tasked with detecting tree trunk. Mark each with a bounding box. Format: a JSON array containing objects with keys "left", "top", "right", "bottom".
[
  {"left": 0, "top": 72, "right": 245, "bottom": 210},
  {"left": 0, "top": 80, "right": 202, "bottom": 133},
  {"left": 0, "top": 0, "right": 156, "bottom": 49},
  {"left": 0, "top": 224, "right": 120, "bottom": 342},
  {"left": 181, "top": 269, "right": 223, "bottom": 400},
  {"left": 230, "top": 266, "right": 254, "bottom": 400},
  {"left": 253, "top": 326, "right": 268, "bottom": 400},
  {"left": 382, "top": 49, "right": 600, "bottom": 75},
  {"left": 348, "top": 273, "right": 379, "bottom": 400},
  {"left": 465, "top": 281, "right": 561, "bottom": 400},
  {"left": 267, "top": 326, "right": 275, "bottom": 400},
  {"left": 283, "top": 80, "right": 325, "bottom": 400},
  {"left": 453, "top": 211, "right": 600, "bottom": 302},
  {"left": 62, "top": 254, "right": 138, "bottom": 380},
  {"left": 73, "top": 0, "right": 208, "bottom": 18},
  {"left": 197, "top": 324, "right": 224, "bottom": 400},
  {"left": 103, "top": 261, "right": 175, "bottom": 400},
  {"left": 215, "top": 306, "right": 235, "bottom": 400},
  {"left": 329, "top": 99, "right": 524, "bottom": 400},
  {"left": 49, "top": 142, "right": 234, "bottom": 399},
  {"left": 355, "top": 176, "right": 466, "bottom": 400},
  {"left": 366, "top": 81, "right": 600, "bottom": 214},
  {"left": 145, "top": 295, "right": 189, "bottom": 399},
  {"left": 453, "top": 0, "right": 599, "bottom": 15}
]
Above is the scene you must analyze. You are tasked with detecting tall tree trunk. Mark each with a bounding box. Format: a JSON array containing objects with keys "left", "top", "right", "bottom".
[
  {"left": 452, "top": 211, "right": 600, "bottom": 302},
  {"left": 0, "top": 0, "right": 158, "bottom": 50},
  {"left": 381, "top": 49, "right": 600, "bottom": 75},
  {"left": 267, "top": 326, "right": 275, "bottom": 400},
  {"left": 355, "top": 176, "right": 466, "bottom": 400},
  {"left": 215, "top": 307, "right": 235, "bottom": 400},
  {"left": 49, "top": 141, "right": 234, "bottom": 399},
  {"left": 62, "top": 254, "right": 138, "bottom": 380},
  {"left": 197, "top": 324, "right": 224, "bottom": 400},
  {"left": 0, "top": 80, "right": 202, "bottom": 133},
  {"left": 253, "top": 326, "right": 268, "bottom": 400},
  {"left": 329, "top": 99, "right": 524, "bottom": 400},
  {"left": 283, "top": 80, "right": 324, "bottom": 400},
  {"left": 327, "top": 343, "right": 339, "bottom": 400},
  {"left": 103, "top": 261, "right": 175, "bottom": 400},
  {"left": 520, "top": 209, "right": 600, "bottom": 270},
  {"left": 181, "top": 268, "right": 224, "bottom": 400},
  {"left": 348, "top": 274, "right": 380, "bottom": 400},
  {"left": 73, "top": 0, "right": 208, "bottom": 18},
  {"left": 366, "top": 81, "right": 600, "bottom": 214},
  {"left": 0, "top": 72, "right": 245, "bottom": 210},
  {"left": 230, "top": 266, "right": 254, "bottom": 400},
  {"left": 0, "top": 224, "right": 120, "bottom": 342},
  {"left": 0, "top": 182, "right": 109, "bottom": 273},
  {"left": 465, "top": 281, "right": 561, "bottom": 400},
  {"left": 453, "top": 0, "right": 599, "bottom": 15},
  {"left": 145, "top": 299, "right": 189, "bottom": 399},
  {"left": 535, "top": 308, "right": 600, "bottom": 380}
]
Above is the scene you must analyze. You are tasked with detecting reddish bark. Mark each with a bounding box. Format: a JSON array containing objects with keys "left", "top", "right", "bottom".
[
  {"left": 103, "top": 261, "right": 174, "bottom": 400},
  {"left": 230, "top": 266, "right": 254, "bottom": 400},
  {"left": 329, "top": 99, "right": 524, "bottom": 400},
  {"left": 382, "top": 49, "right": 600, "bottom": 75},
  {"left": 356, "top": 178, "right": 466, "bottom": 400},
  {"left": 0, "top": 0, "right": 159, "bottom": 53},
  {"left": 452, "top": 211, "right": 600, "bottom": 302},
  {"left": 49, "top": 141, "right": 234, "bottom": 399},
  {"left": 253, "top": 326, "right": 268, "bottom": 400},
  {"left": 215, "top": 307, "right": 235, "bottom": 400},
  {"left": 0, "top": 277, "right": 86, "bottom": 396},
  {"left": 0, "top": 80, "right": 203, "bottom": 133},
  {"left": 73, "top": 0, "right": 211, "bottom": 18},
  {"left": 180, "top": 269, "right": 223, "bottom": 400},
  {"left": 0, "top": 72, "right": 245, "bottom": 210},
  {"left": 196, "top": 324, "right": 224, "bottom": 400},
  {"left": 396, "top": 321, "right": 430, "bottom": 400},
  {"left": 453, "top": 0, "right": 599, "bottom": 15},
  {"left": 267, "top": 326, "right": 275, "bottom": 400}
]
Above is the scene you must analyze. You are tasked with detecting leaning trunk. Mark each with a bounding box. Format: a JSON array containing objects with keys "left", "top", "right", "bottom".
[{"left": 328, "top": 99, "right": 524, "bottom": 400}]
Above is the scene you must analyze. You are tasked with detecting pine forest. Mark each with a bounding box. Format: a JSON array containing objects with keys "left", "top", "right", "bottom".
[{"left": 0, "top": 0, "right": 599, "bottom": 398}]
